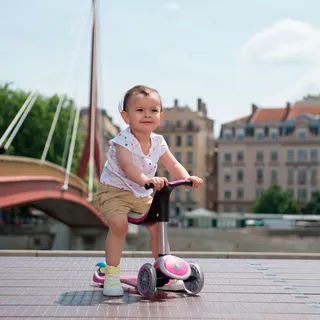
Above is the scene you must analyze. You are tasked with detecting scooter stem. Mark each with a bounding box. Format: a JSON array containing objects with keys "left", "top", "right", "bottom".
[{"left": 158, "top": 222, "right": 170, "bottom": 256}]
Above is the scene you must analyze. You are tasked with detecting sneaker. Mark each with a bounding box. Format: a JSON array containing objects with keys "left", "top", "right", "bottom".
[
  {"left": 158, "top": 279, "right": 185, "bottom": 291},
  {"left": 102, "top": 265, "right": 124, "bottom": 296}
]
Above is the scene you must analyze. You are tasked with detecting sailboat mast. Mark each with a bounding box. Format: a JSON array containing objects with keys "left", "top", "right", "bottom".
[{"left": 77, "top": 0, "right": 102, "bottom": 189}]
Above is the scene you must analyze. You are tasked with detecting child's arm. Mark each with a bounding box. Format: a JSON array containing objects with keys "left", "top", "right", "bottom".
[
  {"left": 160, "top": 150, "right": 204, "bottom": 188},
  {"left": 116, "top": 144, "right": 168, "bottom": 189},
  {"left": 160, "top": 150, "right": 189, "bottom": 179}
]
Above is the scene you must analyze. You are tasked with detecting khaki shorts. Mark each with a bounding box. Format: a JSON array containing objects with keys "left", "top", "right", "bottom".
[{"left": 93, "top": 183, "right": 152, "bottom": 221}]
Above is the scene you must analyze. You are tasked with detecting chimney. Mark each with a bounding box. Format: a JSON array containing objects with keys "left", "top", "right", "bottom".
[
  {"left": 251, "top": 103, "right": 258, "bottom": 114},
  {"left": 286, "top": 102, "right": 291, "bottom": 109},
  {"left": 174, "top": 99, "right": 178, "bottom": 107},
  {"left": 197, "top": 98, "right": 202, "bottom": 111}
]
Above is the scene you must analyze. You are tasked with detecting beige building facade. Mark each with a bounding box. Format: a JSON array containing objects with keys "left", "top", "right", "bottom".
[
  {"left": 217, "top": 96, "right": 320, "bottom": 213},
  {"left": 156, "top": 98, "right": 215, "bottom": 213}
]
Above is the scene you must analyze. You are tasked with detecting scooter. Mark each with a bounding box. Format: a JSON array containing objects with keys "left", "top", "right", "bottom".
[{"left": 93, "top": 180, "right": 204, "bottom": 297}]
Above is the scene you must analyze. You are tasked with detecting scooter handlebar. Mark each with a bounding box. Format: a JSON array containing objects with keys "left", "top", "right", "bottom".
[{"left": 145, "top": 179, "right": 193, "bottom": 190}]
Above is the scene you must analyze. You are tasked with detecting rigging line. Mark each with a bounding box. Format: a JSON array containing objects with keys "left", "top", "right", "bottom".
[
  {"left": 42, "top": 9, "right": 92, "bottom": 163},
  {"left": 4, "top": 93, "right": 39, "bottom": 150},
  {"left": 62, "top": 106, "right": 80, "bottom": 191},
  {"left": 61, "top": 105, "right": 76, "bottom": 168},
  {"left": 41, "top": 96, "right": 65, "bottom": 162},
  {"left": 0, "top": 91, "right": 35, "bottom": 148},
  {"left": 88, "top": 0, "right": 98, "bottom": 202},
  {"left": 62, "top": 8, "right": 93, "bottom": 186}
]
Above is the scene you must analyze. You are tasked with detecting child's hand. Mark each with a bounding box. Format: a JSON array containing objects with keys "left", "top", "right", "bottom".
[
  {"left": 185, "top": 176, "right": 203, "bottom": 189},
  {"left": 145, "top": 177, "right": 169, "bottom": 191}
]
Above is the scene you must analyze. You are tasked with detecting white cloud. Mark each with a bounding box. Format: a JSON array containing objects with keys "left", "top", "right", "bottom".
[
  {"left": 240, "top": 18, "right": 320, "bottom": 65},
  {"left": 164, "top": 2, "right": 181, "bottom": 12}
]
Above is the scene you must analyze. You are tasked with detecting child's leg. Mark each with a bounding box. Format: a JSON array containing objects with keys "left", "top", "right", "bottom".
[
  {"left": 103, "top": 213, "right": 128, "bottom": 297},
  {"left": 106, "top": 214, "right": 128, "bottom": 266},
  {"left": 146, "top": 223, "right": 160, "bottom": 259}
]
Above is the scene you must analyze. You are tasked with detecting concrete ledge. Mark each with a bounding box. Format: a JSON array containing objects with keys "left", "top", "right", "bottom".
[{"left": 0, "top": 250, "right": 320, "bottom": 259}]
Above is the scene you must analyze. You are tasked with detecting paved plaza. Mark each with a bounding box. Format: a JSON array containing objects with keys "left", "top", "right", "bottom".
[{"left": 1, "top": 255, "right": 320, "bottom": 319}]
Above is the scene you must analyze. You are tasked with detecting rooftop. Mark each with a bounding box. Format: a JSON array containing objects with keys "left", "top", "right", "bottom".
[{"left": 226, "top": 95, "right": 320, "bottom": 125}]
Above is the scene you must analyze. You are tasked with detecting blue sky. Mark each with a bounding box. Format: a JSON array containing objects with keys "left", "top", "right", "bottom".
[{"left": 1, "top": 0, "right": 320, "bottom": 136}]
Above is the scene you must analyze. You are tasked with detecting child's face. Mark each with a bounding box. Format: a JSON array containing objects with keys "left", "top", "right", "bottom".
[{"left": 121, "top": 92, "right": 163, "bottom": 134}]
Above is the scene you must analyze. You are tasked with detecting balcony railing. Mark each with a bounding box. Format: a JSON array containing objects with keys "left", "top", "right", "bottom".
[{"left": 157, "top": 124, "right": 201, "bottom": 132}]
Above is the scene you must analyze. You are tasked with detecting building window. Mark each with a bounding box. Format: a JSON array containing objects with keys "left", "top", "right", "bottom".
[
  {"left": 310, "top": 188, "right": 317, "bottom": 200},
  {"left": 224, "top": 169, "right": 231, "bottom": 182},
  {"left": 310, "top": 168, "right": 317, "bottom": 185},
  {"left": 237, "top": 150, "right": 244, "bottom": 162},
  {"left": 224, "top": 188, "right": 232, "bottom": 199},
  {"left": 164, "top": 120, "right": 170, "bottom": 128},
  {"left": 287, "top": 168, "right": 294, "bottom": 185},
  {"left": 256, "top": 150, "right": 264, "bottom": 162},
  {"left": 224, "top": 205, "right": 232, "bottom": 213},
  {"left": 164, "top": 135, "right": 170, "bottom": 146},
  {"left": 298, "top": 169, "right": 307, "bottom": 184},
  {"left": 176, "top": 120, "right": 182, "bottom": 128},
  {"left": 270, "top": 169, "right": 278, "bottom": 184},
  {"left": 224, "top": 151, "right": 232, "bottom": 162},
  {"left": 310, "top": 149, "right": 318, "bottom": 161},
  {"left": 256, "top": 168, "right": 264, "bottom": 183},
  {"left": 256, "top": 187, "right": 264, "bottom": 198},
  {"left": 298, "top": 188, "right": 307, "bottom": 200},
  {"left": 175, "top": 152, "right": 181, "bottom": 162},
  {"left": 224, "top": 129, "right": 232, "bottom": 141},
  {"left": 237, "top": 188, "right": 244, "bottom": 199},
  {"left": 298, "top": 150, "right": 307, "bottom": 162},
  {"left": 287, "top": 149, "right": 294, "bottom": 162},
  {"left": 270, "top": 128, "right": 278, "bottom": 141},
  {"left": 256, "top": 128, "right": 264, "bottom": 141},
  {"left": 270, "top": 150, "right": 278, "bottom": 161},
  {"left": 236, "top": 168, "right": 243, "bottom": 182},
  {"left": 186, "top": 190, "right": 193, "bottom": 202},
  {"left": 298, "top": 128, "right": 306, "bottom": 141},
  {"left": 176, "top": 135, "right": 182, "bottom": 146},
  {"left": 236, "top": 128, "right": 244, "bottom": 141},
  {"left": 187, "top": 120, "right": 194, "bottom": 130},
  {"left": 175, "top": 189, "right": 180, "bottom": 201},
  {"left": 187, "top": 135, "right": 193, "bottom": 146},
  {"left": 187, "top": 152, "right": 193, "bottom": 164},
  {"left": 236, "top": 206, "right": 244, "bottom": 213}
]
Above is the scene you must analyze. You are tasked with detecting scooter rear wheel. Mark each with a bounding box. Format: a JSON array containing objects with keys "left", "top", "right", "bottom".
[
  {"left": 137, "top": 263, "right": 157, "bottom": 297},
  {"left": 183, "top": 262, "right": 204, "bottom": 295}
]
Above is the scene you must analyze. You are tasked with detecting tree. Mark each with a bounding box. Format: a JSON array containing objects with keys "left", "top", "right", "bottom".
[
  {"left": 0, "top": 83, "right": 82, "bottom": 173},
  {"left": 251, "top": 184, "right": 300, "bottom": 214},
  {"left": 301, "top": 191, "right": 320, "bottom": 214}
]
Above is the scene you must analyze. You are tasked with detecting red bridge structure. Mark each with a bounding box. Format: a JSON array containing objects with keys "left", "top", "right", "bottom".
[{"left": 0, "top": 0, "right": 108, "bottom": 236}]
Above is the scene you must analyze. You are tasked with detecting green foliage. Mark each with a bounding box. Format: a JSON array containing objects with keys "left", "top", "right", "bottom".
[
  {"left": 251, "top": 184, "right": 300, "bottom": 214},
  {"left": 0, "top": 83, "right": 82, "bottom": 173},
  {"left": 301, "top": 191, "right": 320, "bottom": 214}
]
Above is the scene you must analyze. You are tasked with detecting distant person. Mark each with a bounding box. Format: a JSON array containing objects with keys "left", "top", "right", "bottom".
[{"left": 93, "top": 85, "right": 203, "bottom": 296}]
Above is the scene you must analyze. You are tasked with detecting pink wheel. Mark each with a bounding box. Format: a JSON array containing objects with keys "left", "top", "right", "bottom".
[
  {"left": 137, "top": 263, "right": 157, "bottom": 297},
  {"left": 183, "top": 263, "right": 204, "bottom": 295}
]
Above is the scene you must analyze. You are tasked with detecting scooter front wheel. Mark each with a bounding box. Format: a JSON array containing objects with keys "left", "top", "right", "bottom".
[
  {"left": 137, "top": 263, "right": 157, "bottom": 297},
  {"left": 183, "top": 262, "right": 204, "bottom": 295}
]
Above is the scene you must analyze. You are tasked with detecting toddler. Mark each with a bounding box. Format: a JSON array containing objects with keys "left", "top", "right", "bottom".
[{"left": 94, "top": 85, "right": 203, "bottom": 296}]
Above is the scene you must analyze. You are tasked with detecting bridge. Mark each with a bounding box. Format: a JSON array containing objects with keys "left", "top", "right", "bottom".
[{"left": 0, "top": 0, "right": 107, "bottom": 240}]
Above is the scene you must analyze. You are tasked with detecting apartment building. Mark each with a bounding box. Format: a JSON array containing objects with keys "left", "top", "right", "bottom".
[
  {"left": 217, "top": 95, "right": 320, "bottom": 213},
  {"left": 156, "top": 98, "right": 215, "bottom": 213}
]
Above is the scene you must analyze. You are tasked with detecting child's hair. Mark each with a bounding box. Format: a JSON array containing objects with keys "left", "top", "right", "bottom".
[{"left": 118, "top": 85, "right": 163, "bottom": 112}]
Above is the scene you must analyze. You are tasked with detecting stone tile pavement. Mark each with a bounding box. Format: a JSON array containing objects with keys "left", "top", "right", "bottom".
[{"left": 0, "top": 255, "right": 320, "bottom": 319}]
